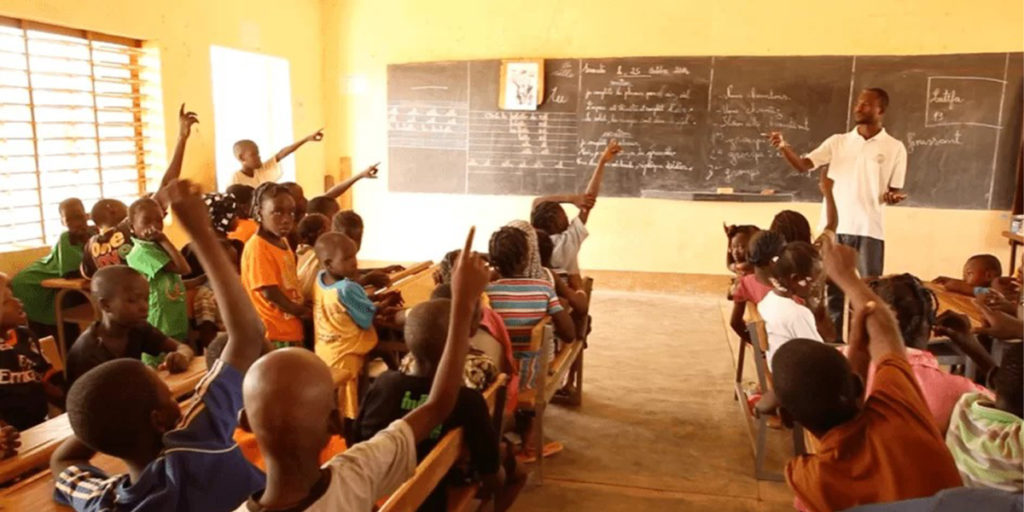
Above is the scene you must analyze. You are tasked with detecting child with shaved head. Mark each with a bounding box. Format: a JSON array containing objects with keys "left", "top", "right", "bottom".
[
  {"left": 51, "top": 180, "right": 269, "bottom": 511},
  {"left": 234, "top": 228, "right": 490, "bottom": 512},
  {"left": 230, "top": 128, "right": 323, "bottom": 187}
]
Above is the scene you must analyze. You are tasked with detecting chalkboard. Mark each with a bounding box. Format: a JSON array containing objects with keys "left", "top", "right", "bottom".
[{"left": 387, "top": 53, "right": 1023, "bottom": 209}]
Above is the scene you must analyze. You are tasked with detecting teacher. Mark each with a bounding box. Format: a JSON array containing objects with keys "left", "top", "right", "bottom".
[{"left": 767, "top": 88, "right": 908, "bottom": 328}]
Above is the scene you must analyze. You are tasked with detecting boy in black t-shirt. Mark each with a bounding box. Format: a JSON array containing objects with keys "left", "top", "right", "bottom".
[
  {"left": 80, "top": 199, "right": 131, "bottom": 278},
  {"left": 355, "top": 298, "right": 510, "bottom": 509},
  {"left": 65, "top": 265, "right": 194, "bottom": 386},
  {"left": 0, "top": 272, "right": 65, "bottom": 432}
]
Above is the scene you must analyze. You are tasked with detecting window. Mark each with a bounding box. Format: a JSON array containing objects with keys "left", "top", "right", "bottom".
[
  {"left": 0, "top": 17, "right": 163, "bottom": 251},
  {"left": 210, "top": 45, "right": 294, "bottom": 188}
]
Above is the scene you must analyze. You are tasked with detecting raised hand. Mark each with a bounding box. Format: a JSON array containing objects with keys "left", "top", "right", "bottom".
[
  {"left": 819, "top": 233, "right": 859, "bottom": 285},
  {"left": 451, "top": 227, "right": 490, "bottom": 303},
  {"left": 767, "top": 131, "right": 787, "bottom": 148},
  {"left": 164, "top": 179, "right": 212, "bottom": 233},
  {"left": 359, "top": 162, "right": 380, "bottom": 179},
  {"left": 600, "top": 139, "right": 622, "bottom": 163},
  {"left": 178, "top": 103, "right": 199, "bottom": 139},
  {"left": 306, "top": 128, "right": 324, "bottom": 143}
]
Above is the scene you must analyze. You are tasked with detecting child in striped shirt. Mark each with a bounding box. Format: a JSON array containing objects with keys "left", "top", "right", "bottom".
[
  {"left": 486, "top": 226, "right": 575, "bottom": 463},
  {"left": 945, "top": 341, "right": 1023, "bottom": 492}
]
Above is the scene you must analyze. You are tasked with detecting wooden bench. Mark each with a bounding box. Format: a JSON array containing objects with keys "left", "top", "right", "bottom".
[
  {"left": 378, "top": 373, "right": 508, "bottom": 512},
  {"left": 388, "top": 263, "right": 438, "bottom": 309},
  {"left": 924, "top": 282, "right": 984, "bottom": 328},
  {"left": 0, "top": 358, "right": 207, "bottom": 485},
  {"left": 40, "top": 278, "right": 97, "bottom": 370}
]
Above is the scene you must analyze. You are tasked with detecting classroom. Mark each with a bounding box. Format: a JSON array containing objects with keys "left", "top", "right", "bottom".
[{"left": 0, "top": 0, "right": 1021, "bottom": 510}]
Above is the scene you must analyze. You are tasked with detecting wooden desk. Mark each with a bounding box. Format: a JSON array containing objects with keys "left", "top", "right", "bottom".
[
  {"left": 1003, "top": 231, "right": 1024, "bottom": 274},
  {"left": 389, "top": 264, "right": 438, "bottom": 309},
  {"left": 0, "top": 359, "right": 206, "bottom": 485},
  {"left": 924, "top": 282, "right": 984, "bottom": 327},
  {"left": 40, "top": 278, "right": 98, "bottom": 368}
]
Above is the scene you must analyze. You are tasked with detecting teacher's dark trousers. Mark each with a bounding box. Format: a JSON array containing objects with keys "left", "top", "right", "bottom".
[{"left": 827, "top": 234, "right": 885, "bottom": 338}]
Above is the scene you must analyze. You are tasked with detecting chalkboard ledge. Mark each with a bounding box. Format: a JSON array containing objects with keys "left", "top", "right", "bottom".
[{"left": 640, "top": 190, "right": 796, "bottom": 202}]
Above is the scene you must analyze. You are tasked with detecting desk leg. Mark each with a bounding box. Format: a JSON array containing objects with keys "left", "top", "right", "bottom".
[{"left": 54, "top": 289, "right": 69, "bottom": 374}]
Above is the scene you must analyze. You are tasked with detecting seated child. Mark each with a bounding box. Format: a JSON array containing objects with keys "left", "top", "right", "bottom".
[
  {"left": 945, "top": 342, "right": 1022, "bottom": 491},
  {"left": 226, "top": 184, "right": 260, "bottom": 244},
  {"left": 230, "top": 128, "right": 323, "bottom": 187},
  {"left": 51, "top": 180, "right": 267, "bottom": 511},
  {"left": 80, "top": 198, "right": 130, "bottom": 278},
  {"left": 934, "top": 254, "right": 1003, "bottom": 297},
  {"left": 297, "top": 213, "right": 330, "bottom": 302},
  {"left": 331, "top": 209, "right": 395, "bottom": 288},
  {"left": 428, "top": 283, "right": 501, "bottom": 392},
  {"left": 242, "top": 183, "right": 308, "bottom": 348},
  {"left": 192, "top": 239, "right": 242, "bottom": 351},
  {"left": 11, "top": 198, "right": 93, "bottom": 334},
  {"left": 181, "top": 192, "right": 244, "bottom": 278},
  {"left": 125, "top": 197, "right": 191, "bottom": 342},
  {"left": 355, "top": 298, "right": 502, "bottom": 509},
  {"left": 725, "top": 224, "right": 759, "bottom": 279},
  {"left": 770, "top": 210, "right": 812, "bottom": 244},
  {"left": 307, "top": 162, "right": 380, "bottom": 220},
  {"left": 531, "top": 139, "right": 620, "bottom": 290},
  {"left": 66, "top": 265, "right": 194, "bottom": 386},
  {"left": 774, "top": 236, "right": 962, "bottom": 511},
  {"left": 233, "top": 231, "right": 489, "bottom": 511},
  {"left": 729, "top": 230, "right": 784, "bottom": 342},
  {"left": 312, "top": 232, "right": 402, "bottom": 419},
  {"left": 1, "top": 273, "right": 64, "bottom": 431},
  {"left": 535, "top": 229, "right": 588, "bottom": 318},
  {"left": 770, "top": 207, "right": 837, "bottom": 342},
  {"left": 868, "top": 274, "right": 992, "bottom": 432},
  {"left": 758, "top": 241, "right": 824, "bottom": 367}
]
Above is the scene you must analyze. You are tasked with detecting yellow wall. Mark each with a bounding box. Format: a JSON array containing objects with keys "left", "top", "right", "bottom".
[
  {"left": 326, "top": 0, "right": 1023, "bottom": 277},
  {"left": 0, "top": 0, "right": 327, "bottom": 262}
]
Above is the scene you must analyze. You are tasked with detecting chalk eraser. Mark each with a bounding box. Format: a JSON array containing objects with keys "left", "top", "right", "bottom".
[{"left": 716, "top": 187, "right": 734, "bottom": 194}]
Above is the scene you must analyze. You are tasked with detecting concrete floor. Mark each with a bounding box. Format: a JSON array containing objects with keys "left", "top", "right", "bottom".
[{"left": 511, "top": 289, "right": 796, "bottom": 511}]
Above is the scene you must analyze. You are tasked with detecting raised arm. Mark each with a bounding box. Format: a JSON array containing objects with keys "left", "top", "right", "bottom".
[
  {"left": 154, "top": 233, "right": 191, "bottom": 276},
  {"left": 934, "top": 310, "right": 998, "bottom": 377},
  {"left": 322, "top": 162, "right": 378, "bottom": 199},
  {"left": 165, "top": 180, "right": 268, "bottom": 373},
  {"left": 583, "top": 139, "right": 620, "bottom": 199},
  {"left": 768, "top": 132, "right": 815, "bottom": 173},
  {"left": 404, "top": 227, "right": 489, "bottom": 442},
  {"left": 156, "top": 104, "right": 199, "bottom": 202},
  {"left": 274, "top": 128, "right": 323, "bottom": 162},
  {"left": 820, "top": 235, "right": 905, "bottom": 361}
]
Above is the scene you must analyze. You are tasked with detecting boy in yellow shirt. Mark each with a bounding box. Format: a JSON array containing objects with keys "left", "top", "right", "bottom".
[{"left": 312, "top": 232, "right": 403, "bottom": 419}]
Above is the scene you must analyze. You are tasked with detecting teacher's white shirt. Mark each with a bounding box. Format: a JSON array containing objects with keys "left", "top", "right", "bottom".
[{"left": 804, "top": 128, "right": 907, "bottom": 241}]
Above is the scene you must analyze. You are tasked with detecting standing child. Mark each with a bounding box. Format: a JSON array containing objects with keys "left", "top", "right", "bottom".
[
  {"left": 313, "top": 232, "right": 402, "bottom": 419},
  {"left": 241, "top": 183, "right": 308, "bottom": 348},
  {"left": 230, "top": 129, "right": 324, "bottom": 187},
  {"left": 51, "top": 179, "right": 269, "bottom": 511},
  {"left": 773, "top": 236, "right": 962, "bottom": 511},
  {"left": 331, "top": 209, "right": 395, "bottom": 288},
  {"left": 0, "top": 273, "right": 65, "bottom": 431},
  {"left": 125, "top": 197, "right": 191, "bottom": 342},
  {"left": 530, "top": 139, "right": 620, "bottom": 290},
  {"left": 65, "top": 265, "right": 194, "bottom": 386},
  {"left": 231, "top": 227, "right": 488, "bottom": 512},
  {"left": 11, "top": 198, "right": 93, "bottom": 335}
]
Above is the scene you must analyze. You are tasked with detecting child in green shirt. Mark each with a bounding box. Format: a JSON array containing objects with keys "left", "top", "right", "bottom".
[
  {"left": 125, "top": 197, "right": 191, "bottom": 342},
  {"left": 11, "top": 198, "right": 94, "bottom": 332}
]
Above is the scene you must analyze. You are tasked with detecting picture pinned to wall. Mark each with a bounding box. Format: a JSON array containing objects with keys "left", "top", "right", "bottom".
[{"left": 499, "top": 59, "right": 544, "bottom": 111}]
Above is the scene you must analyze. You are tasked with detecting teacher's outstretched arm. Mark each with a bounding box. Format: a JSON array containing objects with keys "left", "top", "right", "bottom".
[{"left": 767, "top": 132, "right": 815, "bottom": 173}]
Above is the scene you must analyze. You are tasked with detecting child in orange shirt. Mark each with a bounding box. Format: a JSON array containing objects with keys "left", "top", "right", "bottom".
[{"left": 241, "top": 183, "right": 308, "bottom": 348}]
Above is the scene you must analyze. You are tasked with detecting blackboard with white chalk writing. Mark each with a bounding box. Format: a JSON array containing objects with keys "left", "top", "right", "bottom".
[{"left": 387, "top": 53, "right": 1022, "bottom": 209}]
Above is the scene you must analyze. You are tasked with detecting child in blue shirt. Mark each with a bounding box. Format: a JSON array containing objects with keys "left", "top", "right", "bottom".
[{"left": 51, "top": 179, "right": 270, "bottom": 511}]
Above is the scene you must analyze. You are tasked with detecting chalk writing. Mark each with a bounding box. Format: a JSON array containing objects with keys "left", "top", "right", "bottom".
[
  {"left": 387, "top": 101, "right": 468, "bottom": 150},
  {"left": 929, "top": 88, "right": 964, "bottom": 110},
  {"left": 906, "top": 130, "right": 964, "bottom": 154},
  {"left": 467, "top": 110, "right": 579, "bottom": 192}
]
